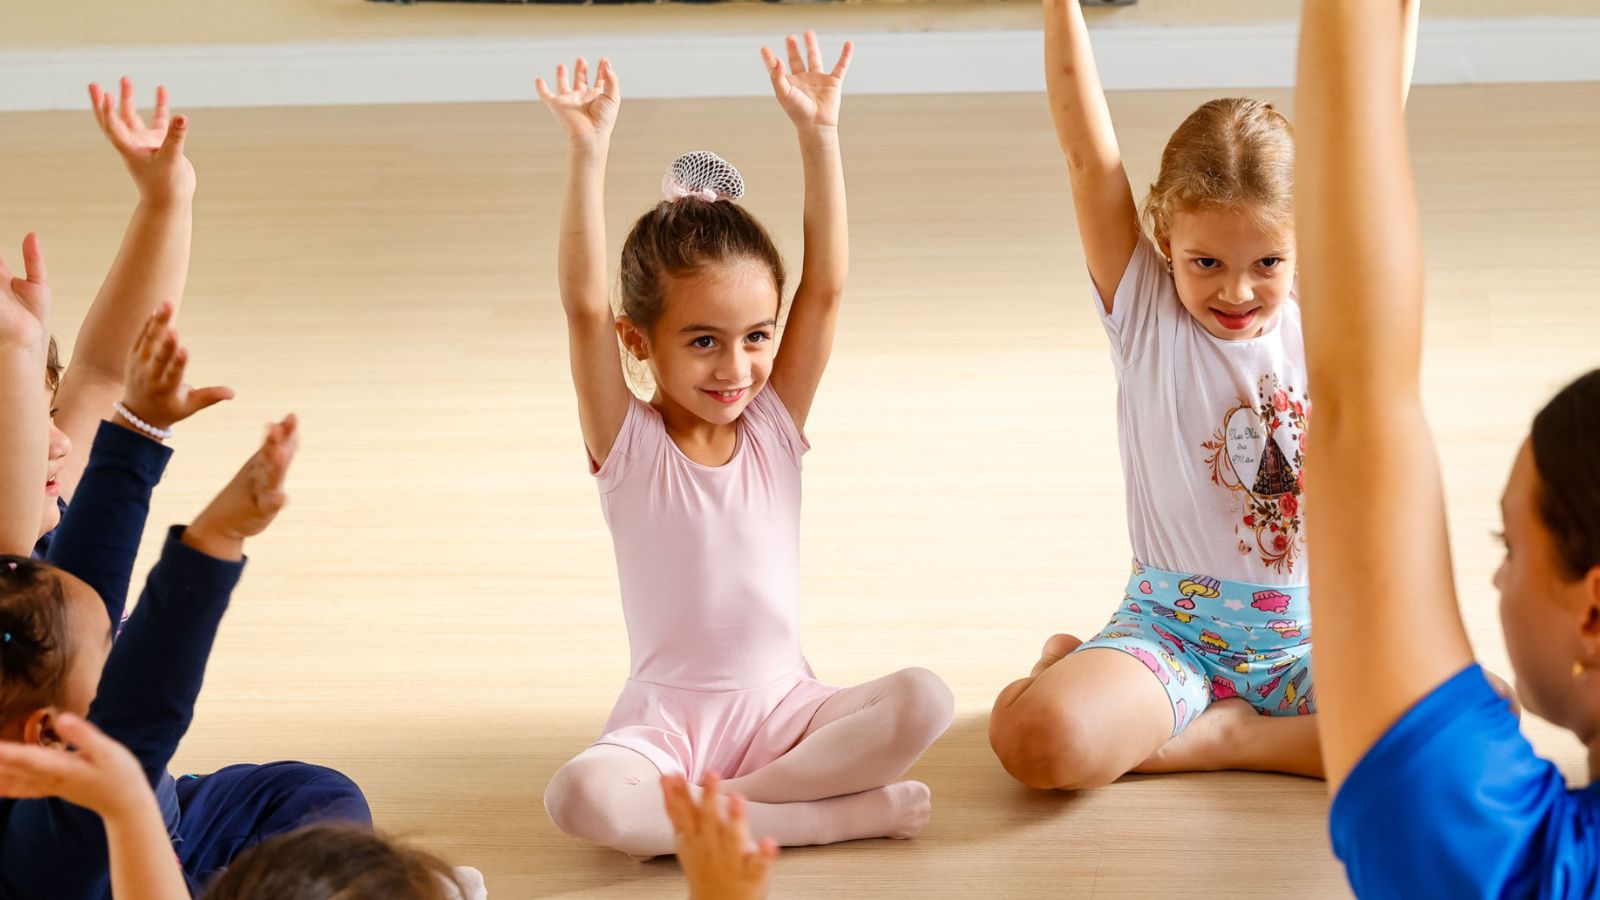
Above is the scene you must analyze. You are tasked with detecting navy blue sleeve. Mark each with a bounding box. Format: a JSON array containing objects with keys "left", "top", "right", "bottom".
[
  {"left": 1331, "top": 664, "right": 1600, "bottom": 899},
  {"left": 0, "top": 527, "right": 242, "bottom": 900},
  {"left": 90, "top": 526, "right": 243, "bottom": 785},
  {"left": 45, "top": 421, "right": 172, "bottom": 628},
  {"left": 28, "top": 498, "right": 68, "bottom": 560}
]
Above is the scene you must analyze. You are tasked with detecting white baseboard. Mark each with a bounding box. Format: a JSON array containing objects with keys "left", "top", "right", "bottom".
[{"left": 1, "top": 17, "right": 1595, "bottom": 112}]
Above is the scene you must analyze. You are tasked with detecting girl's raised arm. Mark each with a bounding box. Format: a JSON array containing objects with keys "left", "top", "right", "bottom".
[
  {"left": 537, "top": 58, "right": 633, "bottom": 466},
  {"left": 1296, "top": 0, "right": 1473, "bottom": 790},
  {"left": 1044, "top": 0, "right": 1140, "bottom": 309}
]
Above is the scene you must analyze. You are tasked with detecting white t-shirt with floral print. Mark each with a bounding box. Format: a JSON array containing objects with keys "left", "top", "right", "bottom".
[{"left": 1093, "top": 236, "right": 1311, "bottom": 587}]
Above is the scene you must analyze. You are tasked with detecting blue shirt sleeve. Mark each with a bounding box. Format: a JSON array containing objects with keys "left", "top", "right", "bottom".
[
  {"left": 1331, "top": 664, "right": 1600, "bottom": 899},
  {"left": 44, "top": 422, "right": 172, "bottom": 629},
  {"left": 0, "top": 527, "right": 243, "bottom": 900}
]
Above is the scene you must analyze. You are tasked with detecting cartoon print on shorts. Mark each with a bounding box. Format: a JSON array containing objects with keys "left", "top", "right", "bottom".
[
  {"left": 1129, "top": 646, "right": 1170, "bottom": 685},
  {"left": 1277, "top": 669, "right": 1309, "bottom": 711},
  {"left": 1151, "top": 602, "right": 1197, "bottom": 625},
  {"left": 1159, "top": 650, "right": 1188, "bottom": 686},
  {"left": 1211, "top": 675, "right": 1240, "bottom": 701},
  {"left": 1201, "top": 374, "right": 1310, "bottom": 575},
  {"left": 1176, "top": 575, "right": 1222, "bottom": 610}
]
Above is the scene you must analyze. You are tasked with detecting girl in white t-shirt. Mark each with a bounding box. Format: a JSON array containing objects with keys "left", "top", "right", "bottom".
[{"left": 987, "top": 0, "right": 1425, "bottom": 790}]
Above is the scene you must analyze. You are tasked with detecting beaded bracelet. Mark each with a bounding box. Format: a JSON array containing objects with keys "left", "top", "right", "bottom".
[{"left": 112, "top": 401, "right": 174, "bottom": 441}]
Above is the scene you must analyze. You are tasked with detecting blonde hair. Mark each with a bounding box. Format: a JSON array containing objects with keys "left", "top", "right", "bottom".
[{"left": 1142, "top": 98, "right": 1295, "bottom": 249}]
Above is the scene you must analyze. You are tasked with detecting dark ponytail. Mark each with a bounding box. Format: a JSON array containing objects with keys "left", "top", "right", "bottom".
[{"left": 1530, "top": 369, "right": 1600, "bottom": 579}]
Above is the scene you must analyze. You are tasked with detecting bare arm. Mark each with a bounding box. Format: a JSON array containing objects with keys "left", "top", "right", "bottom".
[
  {"left": 0, "top": 234, "right": 51, "bottom": 555},
  {"left": 55, "top": 80, "right": 196, "bottom": 503},
  {"left": 1043, "top": 0, "right": 1140, "bottom": 309},
  {"left": 537, "top": 59, "right": 633, "bottom": 466},
  {"left": 1402, "top": 0, "right": 1421, "bottom": 106},
  {"left": 1295, "top": 0, "right": 1472, "bottom": 792},
  {"left": 764, "top": 32, "right": 852, "bottom": 432}
]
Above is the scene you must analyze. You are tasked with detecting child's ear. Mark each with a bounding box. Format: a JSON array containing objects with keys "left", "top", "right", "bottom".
[
  {"left": 22, "top": 708, "right": 64, "bottom": 749},
  {"left": 615, "top": 318, "right": 650, "bottom": 362}
]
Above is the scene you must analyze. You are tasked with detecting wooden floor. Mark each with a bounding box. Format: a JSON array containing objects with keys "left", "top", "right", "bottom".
[{"left": 1, "top": 82, "right": 1596, "bottom": 898}]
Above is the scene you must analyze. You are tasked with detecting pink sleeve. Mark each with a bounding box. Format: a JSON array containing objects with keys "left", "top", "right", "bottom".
[
  {"left": 1092, "top": 235, "right": 1179, "bottom": 366},
  {"left": 743, "top": 385, "right": 810, "bottom": 467},
  {"left": 591, "top": 395, "right": 655, "bottom": 493}
]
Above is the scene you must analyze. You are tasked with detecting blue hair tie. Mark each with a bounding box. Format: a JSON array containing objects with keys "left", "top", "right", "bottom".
[{"left": 2, "top": 633, "right": 10, "bottom": 644}]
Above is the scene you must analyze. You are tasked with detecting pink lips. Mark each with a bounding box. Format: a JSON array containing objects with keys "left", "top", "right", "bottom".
[
  {"left": 704, "top": 388, "right": 748, "bottom": 405},
  {"left": 1212, "top": 307, "right": 1260, "bottom": 332}
]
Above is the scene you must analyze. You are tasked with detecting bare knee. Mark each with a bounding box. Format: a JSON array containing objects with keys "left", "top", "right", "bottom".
[
  {"left": 988, "top": 696, "right": 1125, "bottom": 791},
  {"left": 883, "top": 667, "right": 955, "bottom": 748}
]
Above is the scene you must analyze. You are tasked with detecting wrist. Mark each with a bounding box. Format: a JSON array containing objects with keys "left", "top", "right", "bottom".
[
  {"left": 797, "top": 126, "right": 841, "bottom": 153},
  {"left": 182, "top": 516, "right": 245, "bottom": 561},
  {"left": 97, "top": 781, "right": 162, "bottom": 824},
  {"left": 135, "top": 190, "right": 194, "bottom": 214},
  {"left": 112, "top": 401, "right": 173, "bottom": 441},
  {"left": 568, "top": 135, "right": 611, "bottom": 162}
]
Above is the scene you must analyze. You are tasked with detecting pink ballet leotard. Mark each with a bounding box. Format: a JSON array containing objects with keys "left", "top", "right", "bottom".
[{"left": 587, "top": 385, "right": 838, "bottom": 782}]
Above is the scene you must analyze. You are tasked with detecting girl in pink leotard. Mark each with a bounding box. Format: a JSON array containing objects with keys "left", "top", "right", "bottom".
[{"left": 535, "top": 35, "right": 954, "bottom": 860}]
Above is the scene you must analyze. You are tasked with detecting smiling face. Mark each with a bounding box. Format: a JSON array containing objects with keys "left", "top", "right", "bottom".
[
  {"left": 620, "top": 258, "right": 780, "bottom": 427},
  {"left": 39, "top": 379, "right": 71, "bottom": 539},
  {"left": 1161, "top": 207, "right": 1296, "bottom": 341}
]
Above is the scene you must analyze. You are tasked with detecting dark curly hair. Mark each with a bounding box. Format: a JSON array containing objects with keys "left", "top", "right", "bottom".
[{"left": 0, "top": 556, "right": 71, "bottom": 729}]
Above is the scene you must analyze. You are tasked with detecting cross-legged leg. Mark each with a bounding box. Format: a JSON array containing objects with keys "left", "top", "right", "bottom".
[
  {"left": 719, "top": 667, "right": 954, "bottom": 804},
  {"left": 544, "top": 745, "right": 937, "bottom": 858}
]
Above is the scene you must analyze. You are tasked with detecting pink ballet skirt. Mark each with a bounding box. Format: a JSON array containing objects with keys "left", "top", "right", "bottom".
[{"left": 595, "top": 667, "right": 839, "bottom": 783}]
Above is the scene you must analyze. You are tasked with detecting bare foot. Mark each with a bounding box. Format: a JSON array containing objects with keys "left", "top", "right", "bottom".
[
  {"left": 880, "top": 780, "right": 932, "bottom": 840},
  {"left": 1134, "top": 698, "right": 1324, "bottom": 778},
  {"left": 1135, "top": 697, "right": 1255, "bottom": 774},
  {"left": 1029, "top": 634, "right": 1083, "bottom": 679}
]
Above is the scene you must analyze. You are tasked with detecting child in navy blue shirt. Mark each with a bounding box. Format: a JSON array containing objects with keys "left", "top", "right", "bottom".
[{"left": 0, "top": 309, "right": 367, "bottom": 899}]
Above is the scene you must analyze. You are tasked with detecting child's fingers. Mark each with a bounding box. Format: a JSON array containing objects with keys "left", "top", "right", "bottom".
[
  {"left": 186, "top": 385, "right": 235, "bottom": 414},
  {"left": 720, "top": 793, "right": 752, "bottom": 853},
  {"left": 832, "top": 41, "right": 854, "bottom": 81},
  {"left": 661, "top": 775, "right": 693, "bottom": 833},
  {"left": 130, "top": 312, "right": 159, "bottom": 362},
  {"left": 697, "top": 773, "right": 723, "bottom": 830},
  {"left": 159, "top": 115, "right": 188, "bottom": 161},
  {"left": 556, "top": 64, "right": 571, "bottom": 96},
  {"left": 761, "top": 48, "right": 788, "bottom": 95},
  {"left": 21, "top": 233, "right": 47, "bottom": 287},
  {"left": 805, "top": 30, "right": 825, "bottom": 73},
  {"left": 118, "top": 76, "right": 146, "bottom": 132},
  {"left": 152, "top": 85, "right": 171, "bottom": 130},
  {"left": 50, "top": 713, "right": 110, "bottom": 758},
  {"left": 786, "top": 34, "right": 805, "bottom": 75},
  {"left": 265, "top": 414, "right": 301, "bottom": 478},
  {"left": 574, "top": 57, "right": 590, "bottom": 91},
  {"left": 161, "top": 346, "right": 190, "bottom": 392},
  {"left": 151, "top": 329, "right": 179, "bottom": 377},
  {"left": 97, "top": 93, "right": 135, "bottom": 154},
  {"left": 599, "top": 58, "right": 620, "bottom": 100},
  {"left": 535, "top": 78, "right": 554, "bottom": 102},
  {"left": 0, "top": 741, "right": 80, "bottom": 788}
]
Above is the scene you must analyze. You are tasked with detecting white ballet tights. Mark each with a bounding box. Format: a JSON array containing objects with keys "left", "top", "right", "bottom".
[{"left": 543, "top": 668, "right": 954, "bottom": 858}]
